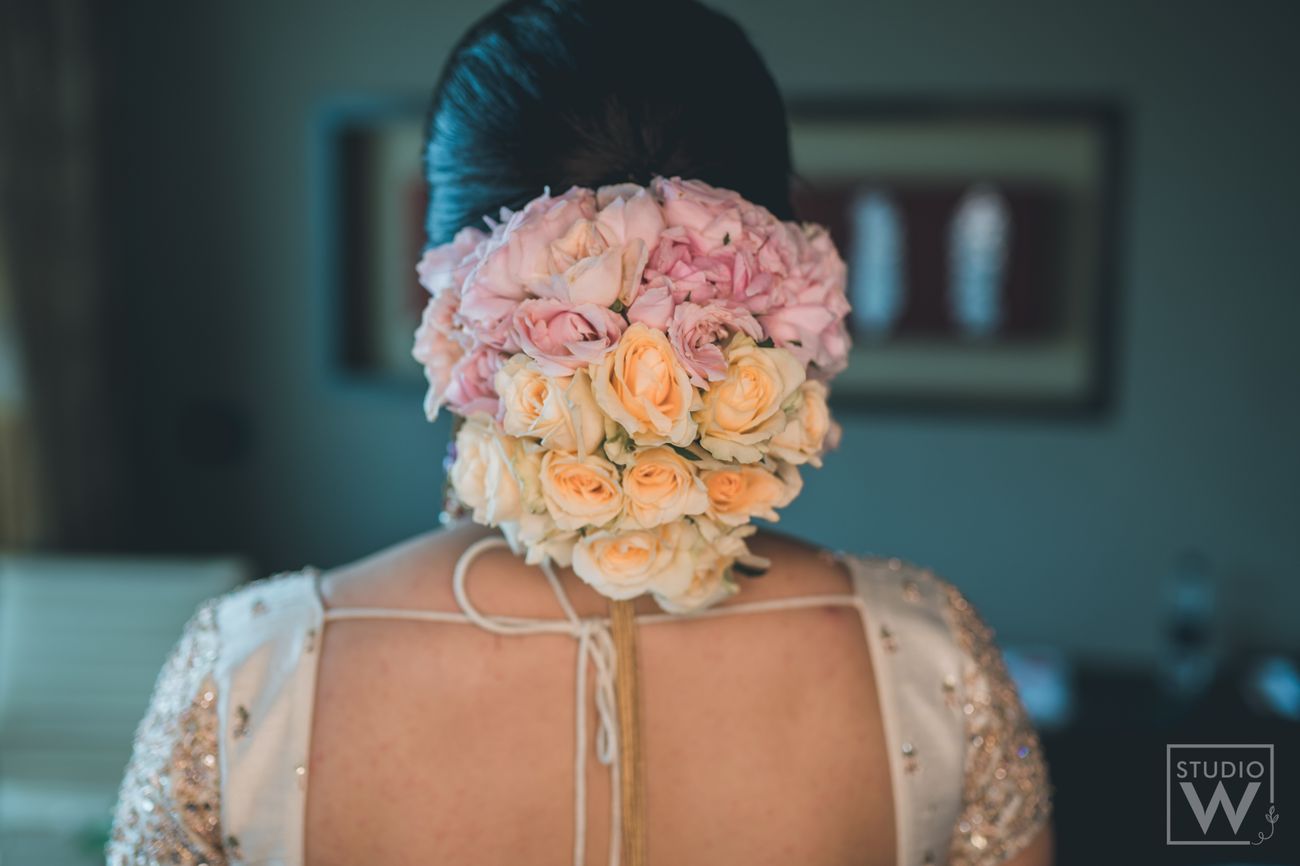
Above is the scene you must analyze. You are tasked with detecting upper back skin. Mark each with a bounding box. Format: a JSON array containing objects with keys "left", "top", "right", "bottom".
[{"left": 305, "top": 522, "right": 895, "bottom": 866}]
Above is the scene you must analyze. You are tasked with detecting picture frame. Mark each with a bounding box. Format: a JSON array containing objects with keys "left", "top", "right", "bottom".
[
  {"left": 315, "top": 96, "right": 429, "bottom": 388},
  {"left": 787, "top": 99, "right": 1124, "bottom": 414}
]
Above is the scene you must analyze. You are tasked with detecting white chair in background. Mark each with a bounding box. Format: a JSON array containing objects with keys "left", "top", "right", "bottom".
[{"left": 0, "top": 553, "right": 245, "bottom": 866}]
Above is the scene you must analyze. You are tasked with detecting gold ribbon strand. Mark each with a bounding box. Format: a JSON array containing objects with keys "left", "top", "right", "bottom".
[{"left": 609, "top": 598, "right": 647, "bottom": 866}]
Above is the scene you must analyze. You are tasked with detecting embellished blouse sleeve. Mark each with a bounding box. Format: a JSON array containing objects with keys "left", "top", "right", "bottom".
[
  {"left": 942, "top": 584, "right": 1053, "bottom": 866},
  {"left": 107, "top": 600, "right": 229, "bottom": 866}
]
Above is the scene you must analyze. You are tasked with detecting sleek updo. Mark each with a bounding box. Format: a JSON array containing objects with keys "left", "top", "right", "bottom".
[{"left": 424, "top": 0, "right": 794, "bottom": 246}]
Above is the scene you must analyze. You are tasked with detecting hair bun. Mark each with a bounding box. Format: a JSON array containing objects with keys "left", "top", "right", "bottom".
[{"left": 424, "top": 0, "right": 794, "bottom": 245}]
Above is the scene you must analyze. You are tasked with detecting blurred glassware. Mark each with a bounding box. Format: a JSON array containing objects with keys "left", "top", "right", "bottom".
[
  {"left": 1162, "top": 550, "right": 1220, "bottom": 704},
  {"left": 1243, "top": 655, "right": 1300, "bottom": 722},
  {"left": 947, "top": 183, "right": 1010, "bottom": 339},
  {"left": 849, "top": 188, "right": 907, "bottom": 337}
]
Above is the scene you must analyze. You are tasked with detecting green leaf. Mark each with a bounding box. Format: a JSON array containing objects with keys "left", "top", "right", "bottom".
[
  {"left": 757, "top": 337, "right": 775, "bottom": 349},
  {"left": 669, "top": 444, "right": 702, "bottom": 461},
  {"left": 723, "top": 232, "right": 731, "bottom": 245},
  {"left": 610, "top": 299, "right": 626, "bottom": 314},
  {"left": 732, "top": 560, "right": 769, "bottom": 578}
]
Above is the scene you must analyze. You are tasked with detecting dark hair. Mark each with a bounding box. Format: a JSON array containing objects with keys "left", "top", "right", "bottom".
[{"left": 424, "top": 0, "right": 793, "bottom": 246}]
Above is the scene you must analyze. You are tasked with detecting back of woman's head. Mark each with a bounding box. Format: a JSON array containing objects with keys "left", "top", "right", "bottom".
[{"left": 424, "top": 0, "right": 793, "bottom": 245}]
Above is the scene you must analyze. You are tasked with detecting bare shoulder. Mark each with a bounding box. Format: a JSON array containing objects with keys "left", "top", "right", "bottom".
[
  {"left": 318, "top": 523, "right": 856, "bottom": 618},
  {"left": 730, "top": 529, "right": 855, "bottom": 600},
  {"left": 316, "top": 521, "right": 489, "bottom": 611}
]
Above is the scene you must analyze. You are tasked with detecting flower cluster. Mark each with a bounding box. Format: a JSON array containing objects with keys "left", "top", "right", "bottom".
[{"left": 413, "top": 177, "right": 849, "bottom": 612}]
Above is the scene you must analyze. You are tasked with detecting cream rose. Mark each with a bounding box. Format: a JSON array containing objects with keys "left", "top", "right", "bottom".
[
  {"left": 591, "top": 322, "right": 700, "bottom": 447},
  {"left": 653, "top": 524, "right": 761, "bottom": 613},
  {"left": 539, "top": 451, "right": 624, "bottom": 530},
  {"left": 654, "top": 549, "right": 733, "bottom": 614},
  {"left": 449, "top": 418, "right": 533, "bottom": 526},
  {"left": 620, "top": 446, "right": 709, "bottom": 528},
  {"left": 572, "top": 522, "right": 697, "bottom": 601},
  {"left": 497, "top": 355, "right": 604, "bottom": 454},
  {"left": 702, "top": 464, "right": 798, "bottom": 526},
  {"left": 501, "top": 510, "right": 578, "bottom": 567},
  {"left": 766, "top": 380, "right": 834, "bottom": 467},
  {"left": 694, "top": 335, "right": 806, "bottom": 463}
]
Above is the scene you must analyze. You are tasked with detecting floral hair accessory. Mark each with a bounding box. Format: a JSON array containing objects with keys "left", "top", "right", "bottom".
[{"left": 413, "top": 176, "right": 850, "bottom": 612}]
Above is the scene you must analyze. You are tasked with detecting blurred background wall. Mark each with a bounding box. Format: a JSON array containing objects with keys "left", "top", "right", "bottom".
[
  {"left": 2, "top": 2, "right": 1297, "bottom": 864},
  {"left": 97, "top": 0, "right": 1298, "bottom": 664}
]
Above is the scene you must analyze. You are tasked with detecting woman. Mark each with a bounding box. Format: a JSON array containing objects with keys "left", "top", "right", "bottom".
[{"left": 108, "top": 2, "right": 1053, "bottom": 864}]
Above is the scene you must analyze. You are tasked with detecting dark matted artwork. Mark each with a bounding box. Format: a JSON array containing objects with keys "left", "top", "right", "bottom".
[{"left": 787, "top": 102, "right": 1122, "bottom": 411}]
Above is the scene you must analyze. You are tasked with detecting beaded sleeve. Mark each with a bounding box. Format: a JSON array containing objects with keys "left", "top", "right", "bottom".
[
  {"left": 942, "top": 584, "right": 1053, "bottom": 866},
  {"left": 107, "top": 601, "right": 229, "bottom": 866}
]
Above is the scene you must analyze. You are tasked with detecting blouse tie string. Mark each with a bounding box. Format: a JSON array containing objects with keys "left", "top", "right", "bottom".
[{"left": 452, "top": 536, "right": 622, "bottom": 866}]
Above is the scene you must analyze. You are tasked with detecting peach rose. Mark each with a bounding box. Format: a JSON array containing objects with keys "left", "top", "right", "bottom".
[
  {"left": 539, "top": 451, "right": 624, "bottom": 530},
  {"left": 620, "top": 446, "right": 709, "bottom": 528},
  {"left": 572, "top": 522, "right": 697, "bottom": 601},
  {"left": 591, "top": 323, "right": 701, "bottom": 447},
  {"left": 766, "top": 379, "right": 835, "bottom": 467},
  {"left": 694, "top": 335, "right": 806, "bottom": 463},
  {"left": 702, "top": 464, "right": 798, "bottom": 526},
  {"left": 449, "top": 419, "right": 536, "bottom": 526},
  {"left": 496, "top": 355, "right": 604, "bottom": 454}
]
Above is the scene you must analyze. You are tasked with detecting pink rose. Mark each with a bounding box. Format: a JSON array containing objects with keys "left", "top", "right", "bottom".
[
  {"left": 625, "top": 279, "right": 676, "bottom": 329},
  {"left": 668, "top": 301, "right": 763, "bottom": 387},
  {"left": 758, "top": 224, "right": 851, "bottom": 375},
  {"left": 412, "top": 295, "right": 466, "bottom": 420},
  {"left": 595, "top": 185, "right": 666, "bottom": 252},
  {"left": 477, "top": 186, "right": 658, "bottom": 312},
  {"left": 655, "top": 177, "right": 748, "bottom": 241},
  {"left": 655, "top": 176, "right": 779, "bottom": 255},
  {"left": 444, "top": 344, "right": 505, "bottom": 418},
  {"left": 459, "top": 187, "right": 597, "bottom": 347},
  {"left": 413, "top": 229, "right": 486, "bottom": 419},
  {"left": 513, "top": 298, "right": 627, "bottom": 376},
  {"left": 498, "top": 186, "right": 598, "bottom": 288},
  {"left": 642, "top": 227, "right": 759, "bottom": 308},
  {"left": 759, "top": 302, "right": 850, "bottom": 375},
  {"left": 539, "top": 240, "right": 647, "bottom": 308},
  {"left": 416, "top": 226, "right": 486, "bottom": 297},
  {"left": 458, "top": 258, "right": 524, "bottom": 351}
]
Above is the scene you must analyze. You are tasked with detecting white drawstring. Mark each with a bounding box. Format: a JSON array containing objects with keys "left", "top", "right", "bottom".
[
  {"left": 323, "top": 535, "right": 868, "bottom": 866},
  {"left": 452, "top": 536, "right": 622, "bottom": 866}
]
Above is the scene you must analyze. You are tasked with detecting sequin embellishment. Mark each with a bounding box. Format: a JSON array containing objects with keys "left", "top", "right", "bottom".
[
  {"left": 942, "top": 583, "right": 1053, "bottom": 866},
  {"left": 107, "top": 602, "right": 227, "bottom": 866},
  {"left": 902, "top": 740, "right": 920, "bottom": 774}
]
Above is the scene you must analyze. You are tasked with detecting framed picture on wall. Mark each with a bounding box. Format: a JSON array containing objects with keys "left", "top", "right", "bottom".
[
  {"left": 318, "top": 97, "right": 429, "bottom": 384},
  {"left": 319, "top": 97, "right": 1123, "bottom": 413},
  {"left": 788, "top": 100, "right": 1123, "bottom": 413}
]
